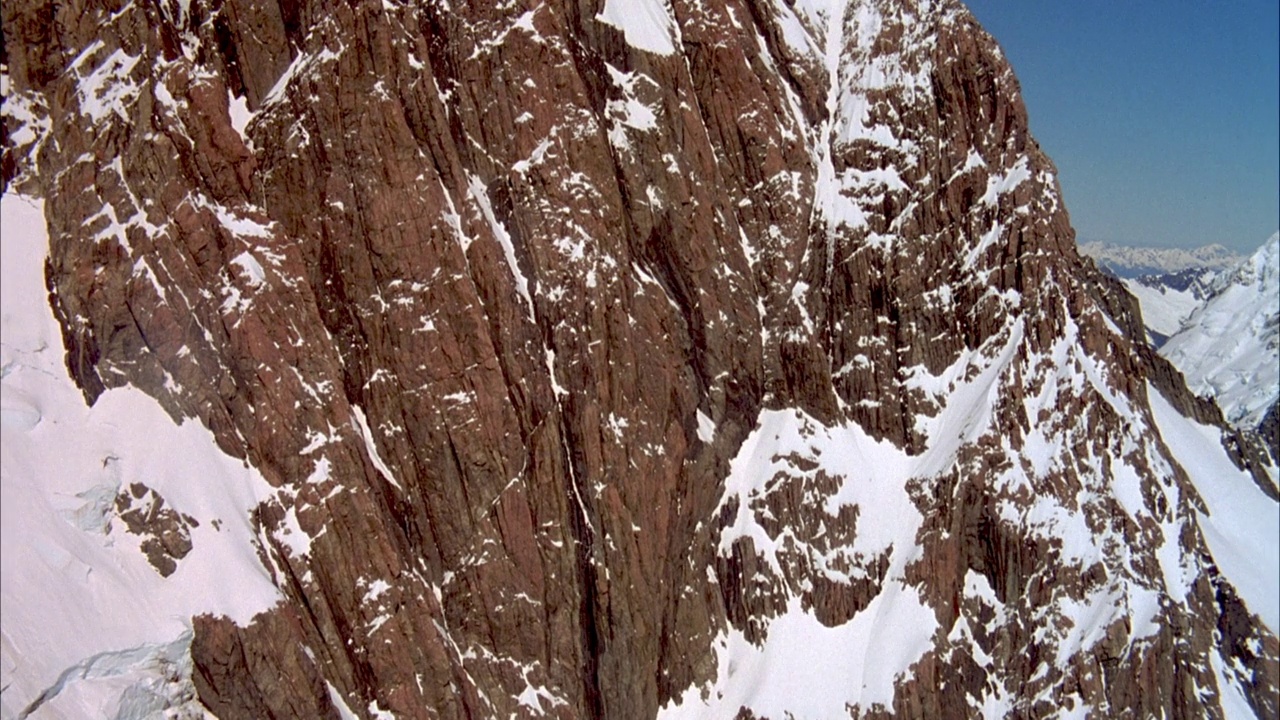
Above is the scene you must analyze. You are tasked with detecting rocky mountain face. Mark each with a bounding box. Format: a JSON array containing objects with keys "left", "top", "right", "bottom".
[{"left": 2, "top": 0, "right": 1278, "bottom": 718}]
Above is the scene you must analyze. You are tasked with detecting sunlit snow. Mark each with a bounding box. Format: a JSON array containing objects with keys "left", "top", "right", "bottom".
[
  {"left": 1161, "top": 232, "right": 1280, "bottom": 429},
  {"left": 1, "top": 193, "right": 281, "bottom": 718},
  {"left": 596, "top": 0, "right": 678, "bottom": 56},
  {"left": 1148, "top": 385, "right": 1280, "bottom": 632}
]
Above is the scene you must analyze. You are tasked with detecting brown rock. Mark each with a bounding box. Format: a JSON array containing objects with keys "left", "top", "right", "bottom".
[{"left": 4, "top": 0, "right": 1275, "bottom": 718}]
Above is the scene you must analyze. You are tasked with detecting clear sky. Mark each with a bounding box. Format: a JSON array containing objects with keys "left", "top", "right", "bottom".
[{"left": 962, "top": 1, "right": 1279, "bottom": 254}]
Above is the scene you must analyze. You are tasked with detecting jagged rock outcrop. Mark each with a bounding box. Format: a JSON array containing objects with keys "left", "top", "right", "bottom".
[
  {"left": 114, "top": 481, "right": 200, "bottom": 576},
  {"left": 2, "top": 0, "right": 1276, "bottom": 718}
]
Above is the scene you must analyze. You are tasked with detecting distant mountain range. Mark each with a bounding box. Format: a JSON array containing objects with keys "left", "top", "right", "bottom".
[
  {"left": 1079, "top": 240, "right": 1244, "bottom": 278},
  {"left": 1088, "top": 234, "right": 1279, "bottom": 441}
]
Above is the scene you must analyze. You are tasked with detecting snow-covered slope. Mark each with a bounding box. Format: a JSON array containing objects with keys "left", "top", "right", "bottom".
[
  {"left": 1121, "top": 275, "right": 1207, "bottom": 342},
  {"left": 1081, "top": 241, "right": 1243, "bottom": 278},
  {"left": 1161, "top": 233, "right": 1280, "bottom": 430},
  {"left": 0, "top": 193, "right": 282, "bottom": 718},
  {"left": 1086, "top": 244, "right": 1231, "bottom": 346}
]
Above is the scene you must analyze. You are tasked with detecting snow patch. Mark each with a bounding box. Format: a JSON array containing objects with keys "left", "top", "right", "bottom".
[
  {"left": 695, "top": 410, "right": 715, "bottom": 444},
  {"left": 76, "top": 49, "right": 141, "bottom": 123},
  {"left": 328, "top": 682, "right": 361, "bottom": 720},
  {"left": 597, "top": 0, "right": 678, "bottom": 56},
  {"left": 352, "top": 405, "right": 403, "bottom": 491},
  {"left": 979, "top": 156, "right": 1031, "bottom": 207},
  {"left": 230, "top": 251, "right": 267, "bottom": 287},
  {"left": 659, "top": 589, "right": 938, "bottom": 719},
  {"left": 604, "top": 64, "right": 661, "bottom": 152},
  {"left": 228, "top": 89, "right": 253, "bottom": 137},
  {"left": 468, "top": 174, "right": 536, "bottom": 321}
]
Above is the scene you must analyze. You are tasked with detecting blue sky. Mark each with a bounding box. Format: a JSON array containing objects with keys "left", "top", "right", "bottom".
[{"left": 963, "top": 1, "right": 1279, "bottom": 254}]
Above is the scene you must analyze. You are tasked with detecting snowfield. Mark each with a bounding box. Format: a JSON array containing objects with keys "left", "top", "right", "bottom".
[
  {"left": 1, "top": 193, "right": 281, "bottom": 719},
  {"left": 1121, "top": 276, "right": 1204, "bottom": 341}
]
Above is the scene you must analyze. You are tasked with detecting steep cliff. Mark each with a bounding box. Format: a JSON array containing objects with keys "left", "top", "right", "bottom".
[{"left": 2, "top": 0, "right": 1277, "bottom": 718}]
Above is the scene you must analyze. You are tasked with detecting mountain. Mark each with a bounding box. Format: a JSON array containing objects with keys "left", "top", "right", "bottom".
[
  {"left": 3, "top": 1, "right": 1278, "bottom": 719},
  {"left": 1079, "top": 241, "right": 1246, "bottom": 347},
  {"left": 1080, "top": 240, "right": 1244, "bottom": 279},
  {"left": 1161, "top": 233, "right": 1280, "bottom": 434},
  {"left": 1117, "top": 267, "right": 1218, "bottom": 345}
]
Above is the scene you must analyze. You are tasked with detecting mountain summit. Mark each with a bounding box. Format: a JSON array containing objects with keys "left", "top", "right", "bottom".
[{"left": 2, "top": 1, "right": 1277, "bottom": 718}]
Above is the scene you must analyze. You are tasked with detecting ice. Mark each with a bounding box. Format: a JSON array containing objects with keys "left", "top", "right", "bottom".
[
  {"left": 14, "top": 633, "right": 212, "bottom": 719},
  {"left": 596, "top": 0, "right": 678, "bottom": 56}
]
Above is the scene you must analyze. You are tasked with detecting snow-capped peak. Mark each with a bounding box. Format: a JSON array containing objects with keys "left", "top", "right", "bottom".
[
  {"left": 1080, "top": 240, "right": 1244, "bottom": 278},
  {"left": 1160, "top": 232, "right": 1280, "bottom": 430}
]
